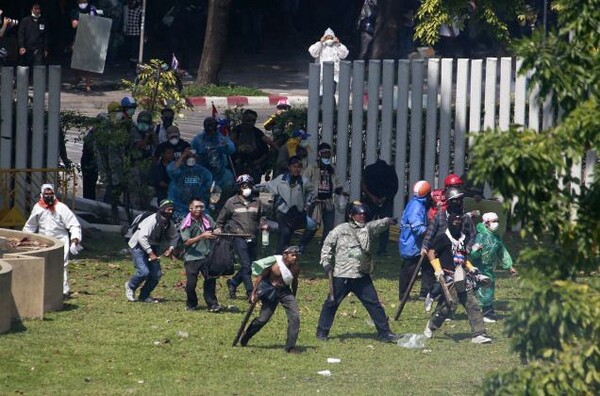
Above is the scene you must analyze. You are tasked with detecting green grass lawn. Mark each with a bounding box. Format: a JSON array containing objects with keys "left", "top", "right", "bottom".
[{"left": 0, "top": 231, "right": 524, "bottom": 395}]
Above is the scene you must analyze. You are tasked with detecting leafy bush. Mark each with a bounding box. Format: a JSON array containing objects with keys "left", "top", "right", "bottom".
[
  {"left": 182, "top": 84, "right": 267, "bottom": 97},
  {"left": 121, "top": 59, "right": 192, "bottom": 120}
]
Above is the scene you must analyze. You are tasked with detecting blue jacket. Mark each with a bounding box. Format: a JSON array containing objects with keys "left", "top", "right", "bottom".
[{"left": 398, "top": 195, "right": 428, "bottom": 259}]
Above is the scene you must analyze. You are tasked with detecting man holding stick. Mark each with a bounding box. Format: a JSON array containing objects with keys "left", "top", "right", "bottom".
[
  {"left": 316, "top": 201, "right": 401, "bottom": 343},
  {"left": 237, "top": 246, "right": 301, "bottom": 354},
  {"left": 423, "top": 213, "right": 492, "bottom": 344}
]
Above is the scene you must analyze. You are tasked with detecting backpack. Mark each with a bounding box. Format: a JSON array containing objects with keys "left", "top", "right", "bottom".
[
  {"left": 124, "top": 211, "right": 155, "bottom": 240},
  {"left": 206, "top": 237, "right": 235, "bottom": 277}
]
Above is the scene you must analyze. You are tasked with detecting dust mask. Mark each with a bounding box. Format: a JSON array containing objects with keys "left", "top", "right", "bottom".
[
  {"left": 242, "top": 188, "right": 252, "bottom": 198},
  {"left": 488, "top": 221, "right": 499, "bottom": 233},
  {"left": 186, "top": 158, "right": 196, "bottom": 167},
  {"left": 169, "top": 137, "right": 179, "bottom": 145},
  {"left": 79, "top": 3, "right": 88, "bottom": 10},
  {"left": 320, "top": 158, "right": 331, "bottom": 165},
  {"left": 324, "top": 39, "right": 334, "bottom": 46}
]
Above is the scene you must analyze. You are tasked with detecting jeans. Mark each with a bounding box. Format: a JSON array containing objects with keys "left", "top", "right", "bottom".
[
  {"left": 129, "top": 245, "right": 162, "bottom": 300},
  {"left": 317, "top": 275, "right": 392, "bottom": 338},
  {"left": 229, "top": 237, "right": 257, "bottom": 294},
  {"left": 242, "top": 286, "right": 300, "bottom": 351},
  {"left": 302, "top": 206, "right": 335, "bottom": 245},
  {"left": 184, "top": 258, "right": 218, "bottom": 308},
  {"left": 428, "top": 288, "right": 486, "bottom": 337}
]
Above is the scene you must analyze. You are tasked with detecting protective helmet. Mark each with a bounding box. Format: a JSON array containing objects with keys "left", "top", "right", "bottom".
[
  {"left": 413, "top": 180, "right": 432, "bottom": 198},
  {"left": 349, "top": 201, "right": 369, "bottom": 216},
  {"left": 203, "top": 116, "right": 218, "bottom": 129},
  {"left": 444, "top": 173, "right": 463, "bottom": 187},
  {"left": 276, "top": 99, "right": 291, "bottom": 110},
  {"left": 121, "top": 96, "right": 137, "bottom": 108},
  {"left": 236, "top": 174, "right": 254, "bottom": 186},
  {"left": 107, "top": 101, "right": 121, "bottom": 113},
  {"left": 445, "top": 186, "right": 464, "bottom": 201},
  {"left": 137, "top": 110, "right": 152, "bottom": 123}
]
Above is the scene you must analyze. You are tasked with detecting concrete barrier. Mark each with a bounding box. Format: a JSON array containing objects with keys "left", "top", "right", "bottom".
[
  {"left": 0, "top": 228, "right": 64, "bottom": 333},
  {"left": 0, "top": 261, "right": 13, "bottom": 333}
]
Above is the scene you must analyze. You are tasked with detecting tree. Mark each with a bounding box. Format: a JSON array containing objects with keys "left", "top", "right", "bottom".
[
  {"left": 195, "top": 0, "right": 232, "bottom": 86},
  {"left": 468, "top": 0, "right": 600, "bottom": 393}
]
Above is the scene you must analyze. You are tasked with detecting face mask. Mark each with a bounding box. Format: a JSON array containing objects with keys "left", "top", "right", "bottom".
[
  {"left": 32, "top": 13, "right": 41, "bottom": 18},
  {"left": 354, "top": 220, "right": 365, "bottom": 228},
  {"left": 43, "top": 195, "right": 55, "bottom": 205},
  {"left": 324, "top": 39, "right": 334, "bottom": 46},
  {"left": 79, "top": 3, "right": 88, "bottom": 10},
  {"left": 241, "top": 188, "right": 252, "bottom": 198},
  {"left": 447, "top": 200, "right": 462, "bottom": 215},
  {"left": 126, "top": 108, "right": 135, "bottom": 117},
  {"left": 320, "top": 158, "right": 331, "bottom": 165},
  {"left": 186, "top": 158, "right": 196, "bottom": 167},
  {"left": 114, "top": 112, "right": 124, "bottom": 121},
  {"left": 169, "top": 137, "right": 179, "bottom": 145},
  {"left": 137, "top": 122, "right": 150, "bottom": 132},
  {"left": 299, "top": 140, "right": 309, "bottom": 148},
  {"left": 488, "top": 222, "right": 499, "bottom": 233}
]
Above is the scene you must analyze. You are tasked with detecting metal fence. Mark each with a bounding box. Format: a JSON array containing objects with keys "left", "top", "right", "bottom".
[
  {"left": 306, "top": 58, "right": 596, "bottom": 217},
  {"left": 0, "top": 65, "right": 66, "bottom": 227}
]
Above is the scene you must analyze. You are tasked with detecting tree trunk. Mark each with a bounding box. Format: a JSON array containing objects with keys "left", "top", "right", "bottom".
[
  {"left": 371, "top": 0, "right": 404, "bottom": 59},
  {"left": 195, "top": 0, "right": 232, "bottom": 86}
]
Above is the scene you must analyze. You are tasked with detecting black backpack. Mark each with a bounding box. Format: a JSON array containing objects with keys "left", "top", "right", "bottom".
[
  {"left": 206, "top": 237, "right": 235, "bottom": 277},
  {"left": 123, "top": 211, "right": 155, "bottom": 240}
]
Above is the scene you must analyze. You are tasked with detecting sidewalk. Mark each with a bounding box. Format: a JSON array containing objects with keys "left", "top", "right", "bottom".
[{"left": 60, "top": 47, "right": 310, "bottom": 113}]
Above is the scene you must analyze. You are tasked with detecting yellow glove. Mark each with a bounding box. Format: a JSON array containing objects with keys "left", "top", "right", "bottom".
[{"left": 430, "top": 258, "right": 444, "bottom": 277}]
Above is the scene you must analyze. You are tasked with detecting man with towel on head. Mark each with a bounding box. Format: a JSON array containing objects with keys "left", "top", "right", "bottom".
[{"left": 239, "top": 246, "right": 301, "bottom": 354}]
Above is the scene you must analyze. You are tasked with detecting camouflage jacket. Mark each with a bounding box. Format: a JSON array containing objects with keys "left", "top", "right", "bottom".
[{"left": 320, "top": 218, "right": 390, "bottom": 278}]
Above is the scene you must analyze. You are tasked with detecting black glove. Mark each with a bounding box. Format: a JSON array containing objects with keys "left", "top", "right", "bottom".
[
  {"left": 323, "top": 264, "right": 333, "bottom": 274},
  {"left": 387, "top": 217, "right": 399, "bottom": 225}
]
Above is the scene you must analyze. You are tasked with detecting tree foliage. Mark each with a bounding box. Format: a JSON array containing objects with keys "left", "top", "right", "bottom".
[{"left": 468, "top": 1, "right": 600, "bottom": 393}]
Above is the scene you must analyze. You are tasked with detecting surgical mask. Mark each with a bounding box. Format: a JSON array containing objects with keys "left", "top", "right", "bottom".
[
  {"left": 299, "top": 140, "right": 309, "bottom": 148},
  {"left": 354, "top": 220, "right": 366, "bottom": 228},
  {"left": 186, "top": 158, "right": 196, "bottom": 167},
  {"left": 32, "top": 13, "right": 41, "bottom": 18},
  {"left": 79, "top": 3, "right": 88, "bottom": 10},
  {"left": 137, "top": 122, "right": 150, "bottom": 131},
  {"left": 324, "top": 39, "right": 334, "bottom": 46},
  {"left": 43, "top": 195, "right": 55, "bottom": 205},
  {"left": 126, "top": 108, "right": 135, "bottom": 117},
  {"left": 488, "top": 221, "right": 499, "bottom": 233},
  {"left": 169, "top": 137, "right": 179, "bottom": 145},
  {"left": 241, "top": 188, "right": 252, "bottom": 198},
  {"left": 320, "top": 158, "right": 331, "bottom": 165}
]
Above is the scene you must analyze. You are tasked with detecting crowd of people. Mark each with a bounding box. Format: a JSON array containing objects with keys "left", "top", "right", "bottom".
[{"left": 21, "top": 95, "right": 518, "bottom": 351}]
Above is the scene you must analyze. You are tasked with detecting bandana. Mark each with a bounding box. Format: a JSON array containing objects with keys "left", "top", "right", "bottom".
[{"left": 275, "top": 255, "right": 294, "bottom": 286}]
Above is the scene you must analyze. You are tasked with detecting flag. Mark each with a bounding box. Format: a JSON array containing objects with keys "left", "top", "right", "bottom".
[
  {"left": 170, "top": 53, "right": 179, "bottom": 70},
  {"left": 211, "top": 102, "right": 218, "bottom": 118}
]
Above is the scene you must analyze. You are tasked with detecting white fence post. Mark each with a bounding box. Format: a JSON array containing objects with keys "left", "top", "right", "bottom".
[{"left": 424, "top": 58, "right": 439, "bottom": 186}]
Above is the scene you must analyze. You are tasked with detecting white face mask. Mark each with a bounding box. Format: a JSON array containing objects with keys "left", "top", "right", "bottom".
[
  {"left": 320, "top": 158, "right": 331, "bottom": 165},
  {"left": 241, "top": 188, "right": 252, "bottom": 198},
  {"left": 186, "top": 158, "right": 196, "bottom": 167},
  {"left": 299, "top": 140, "right": 309, "bottom": 148},
  {"left": 324, "top": 39, "right": 334, "bottom": 46},
  {"left": 79, "top": 3, "right": 88, "bottom": 10},
  {"left": 169, "top": 137, "right": 179, "bottom": 145},
  {"left": 488, "top": 221, "right": 499, "bottom": 232}
]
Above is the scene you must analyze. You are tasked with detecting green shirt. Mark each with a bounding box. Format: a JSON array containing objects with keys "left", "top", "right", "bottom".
[{"left": 180, "top": 214, "right": 215, "bottom": 261}]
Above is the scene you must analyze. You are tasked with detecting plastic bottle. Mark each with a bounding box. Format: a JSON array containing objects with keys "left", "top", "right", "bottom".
[{"left": 262, "top": 229, "right": 269, "bottom": 246}]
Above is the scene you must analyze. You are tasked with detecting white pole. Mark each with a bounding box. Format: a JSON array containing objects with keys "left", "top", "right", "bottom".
[{"left": 138, "top": 0, "right": 147, "bottom": 64}]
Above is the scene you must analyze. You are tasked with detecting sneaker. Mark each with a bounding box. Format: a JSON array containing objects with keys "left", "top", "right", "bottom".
[
  {"left": 471, "top": 335, "right": 492, "bottom": 344},
  {"left": 125, "top": 282, "right": 135, "bottom": 302},
  {"left": 483, "top": 316, "right": 497, "bottom": 323},
  {"left": 208, "top": 304, "right": 223, "bottom": 313},
  {"left": 424, "top": 293, "right": 434, "bottom": 312},
  {"left": 378, "top": 332, "right": 402, "bottom": 343},
  {"left": 423, "top": 326, "right": 433, "bottom": 339},
  {"left": 186, "top": 306, "right": 198, "bottom": 311},
  {"left": 139, "top": 297, "right": 159, "bottom": 303},
  {"left": 286, "top": 347, "right": 302, "bottom": 354},
  {"left": 226, "top": 280, "right": 237, "bottom": 299}
]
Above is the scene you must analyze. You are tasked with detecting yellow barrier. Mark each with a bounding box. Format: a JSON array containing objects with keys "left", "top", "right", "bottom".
[{"left": 0, "top": 168, "right": 78, "bottom": 228}]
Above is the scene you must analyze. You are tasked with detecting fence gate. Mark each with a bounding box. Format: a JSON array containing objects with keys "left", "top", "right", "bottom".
[{"left": 307, "top": 57, "right": 595, "bottom": 219}]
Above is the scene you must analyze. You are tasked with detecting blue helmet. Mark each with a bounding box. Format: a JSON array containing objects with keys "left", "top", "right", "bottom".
[{"left": 121, "top": 96, "right": 137, "bottom": 109}]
